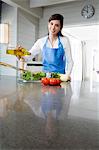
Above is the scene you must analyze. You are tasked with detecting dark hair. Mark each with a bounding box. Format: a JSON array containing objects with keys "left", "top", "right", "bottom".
[{"left": 48, "top": 14, "right": 64, "bottom": 36}]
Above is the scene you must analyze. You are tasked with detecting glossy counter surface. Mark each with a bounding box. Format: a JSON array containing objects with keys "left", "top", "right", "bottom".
[{"left": 0, "top": 76, "right": 99, "bottom": 150}]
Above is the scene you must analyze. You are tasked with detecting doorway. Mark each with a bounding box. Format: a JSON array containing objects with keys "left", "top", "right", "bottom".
[{"left": 63, "top": 25, "right": 99, "bottom": 82}]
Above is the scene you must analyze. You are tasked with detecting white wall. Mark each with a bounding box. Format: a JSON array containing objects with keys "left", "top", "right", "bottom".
[
  {"left": 84, "top": 40, "right": 99, "bottom": 79},
  {"left": 62, "top": 25, "right": 99, "bottom": 80}
]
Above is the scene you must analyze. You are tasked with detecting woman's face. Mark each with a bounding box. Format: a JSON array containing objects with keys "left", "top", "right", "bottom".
[{"left": 48, "top": 20, "right": 61, "bottom": 36}]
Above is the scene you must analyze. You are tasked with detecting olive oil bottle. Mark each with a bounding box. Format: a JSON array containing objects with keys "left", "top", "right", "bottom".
[{"left": 6, "top": 47, "right": 31, "bottom": 58}]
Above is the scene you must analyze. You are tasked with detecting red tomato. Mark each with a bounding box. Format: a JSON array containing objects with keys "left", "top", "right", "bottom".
[
  {"left": 49, "top": 78, "right": 57, "bottom": 85},
  {"left": 49, "top": 78, "right": 61, "bottom": 86},
  {"left": 41, "top": 77, "right": 50, "bottom": 85},
  {"left": 55, "top": 78, "right": 61, "bottom": 85}
]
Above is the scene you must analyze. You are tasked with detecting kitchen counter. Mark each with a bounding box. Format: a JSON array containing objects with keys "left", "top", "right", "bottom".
[{"left": 0, "top": 75, "right": 99, "bottom": 149}]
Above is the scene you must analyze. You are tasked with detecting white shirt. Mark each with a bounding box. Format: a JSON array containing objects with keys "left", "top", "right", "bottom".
[{"left": 26, "top": 36, "right": 74, "bottom": 75}]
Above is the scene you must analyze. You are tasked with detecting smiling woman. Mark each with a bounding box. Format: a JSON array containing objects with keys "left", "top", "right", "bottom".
[{"left": 21, "top": 14, "right": 74, "bottom": 81}]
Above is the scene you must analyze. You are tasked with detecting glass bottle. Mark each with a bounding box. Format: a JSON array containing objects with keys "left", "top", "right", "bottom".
[{"left": 6, "top": 47, "right": 31, "bottom": 58}]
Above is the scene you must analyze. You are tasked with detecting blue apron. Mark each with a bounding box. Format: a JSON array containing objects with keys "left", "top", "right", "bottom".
[{"left": 42, "top": 36, "right": 66, "bottom": 74}]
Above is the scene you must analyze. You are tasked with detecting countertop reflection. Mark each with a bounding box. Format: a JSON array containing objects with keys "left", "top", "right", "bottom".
[{"left": 0, "top": 76, "right": 99, "bottom": 150}]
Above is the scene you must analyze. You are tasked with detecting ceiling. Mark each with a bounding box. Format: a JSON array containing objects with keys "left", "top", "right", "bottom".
[
  {"left": 2, "top": 0, "right": 83, "bottom": 18},
  {"left": 2, "top": 0, "right": 82, "bottom": 9},
  {"left": 30, "top": 0, "right": 82, "bottom": 8}
]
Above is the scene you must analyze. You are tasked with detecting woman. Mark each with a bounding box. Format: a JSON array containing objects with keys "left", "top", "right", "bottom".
[{"left": 24, "top": 14, "right": 74, "bottom": 81}]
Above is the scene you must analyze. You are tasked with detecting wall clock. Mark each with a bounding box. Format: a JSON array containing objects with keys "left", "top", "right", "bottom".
[{"left": 81, "top": 4, "right": 95, "bottom": 19}]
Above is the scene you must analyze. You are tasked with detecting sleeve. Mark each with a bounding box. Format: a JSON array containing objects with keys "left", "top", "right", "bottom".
[
  {"left": 64, "top": 37, "right": 74, "bottom": 75},
  {"left": 23, "top": 39, "right": 42, "bottom": 62},
  {"left": 29, "top": 39, "right": 42, "bottom": 55}
]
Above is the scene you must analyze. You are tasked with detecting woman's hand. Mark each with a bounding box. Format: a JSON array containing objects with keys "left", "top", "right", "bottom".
[
  {"left": 60, "top": 74, "right": 71, "bottom": 82},
  {"left": 16, "top": 45, "right": 25, "bottom": 60}
]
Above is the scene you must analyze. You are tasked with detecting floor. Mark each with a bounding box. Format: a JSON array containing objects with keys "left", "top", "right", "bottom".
[{"left": 0, "top": 76, "right": 99, "bottom": 150}]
